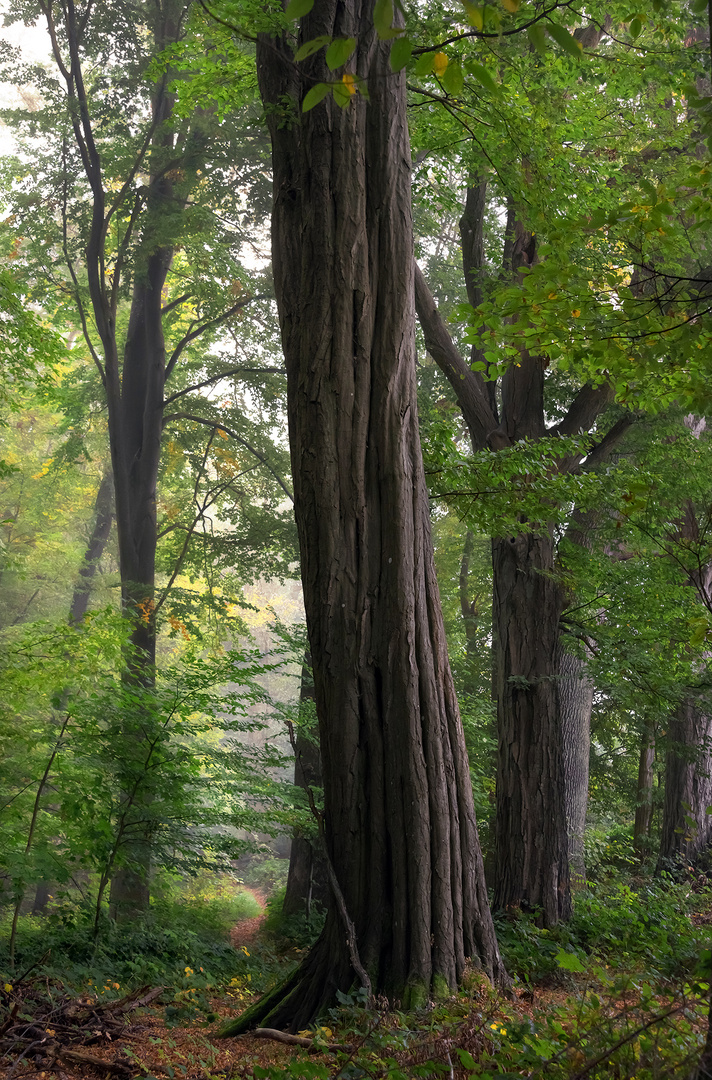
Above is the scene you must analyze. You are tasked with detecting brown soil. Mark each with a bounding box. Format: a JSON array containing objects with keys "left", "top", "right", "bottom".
[{"left": 229, "top": 890, "right": 267, "bottom": 951}]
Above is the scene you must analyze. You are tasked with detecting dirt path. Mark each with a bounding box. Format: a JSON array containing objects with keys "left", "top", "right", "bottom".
[{"left": 229, "top": 888, "right": 268, "bottom": 950}]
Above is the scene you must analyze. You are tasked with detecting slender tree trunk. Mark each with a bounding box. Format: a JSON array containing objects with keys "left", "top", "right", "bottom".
[
  {"left": 492, "top": 531, "right": 571, "bottom": 924},
  {"left": 634, "top": 720, "right": 656, "bottom": 858},
  {"left": 222, "top": 0, "right": 504, "bottom": 1032},
  {"left": 657, "top": 695, "right": 712, "bottom": 870},
  {"left": 458, "top": 530, "right": 481, "bottom": 697},
  {"left": 282, "top": 657, "right": 328, "bottom": 920},
  {"left": 69, "top": 471, "right": 114, "bottom": 626},
  {"left": 557, "top": 646, "right": 593, "bottom": 887},
  {"left": 33, "top": 470, "right": 115, "bottom": 917},
  {"left": 105, "top": 4, "right": 182, "bottom": 919}
]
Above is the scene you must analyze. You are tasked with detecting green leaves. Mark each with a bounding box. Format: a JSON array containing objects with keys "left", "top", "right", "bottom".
[
  {"left": 325, "top": 37, "right": 356, "bottom": 70},
  {"left": 465, "top": 59, "right": 500, "bottom": 96},
  {"left": 302, "top": 83, "right": 332, "bottom": 111},
  {"left": 389, "top": 36, "right": 412, "bottom": 73},
  {"left": 546, "top": 21, "right": 583, "bottom": 59},
  {"left": 555, "top": 948, "right": 586, "bottom": 973},
  {"left": 284, "top": 0, "right": 314, "bottom": 20},
  {"left": 527, "top": 21, "right": 547, "bottom": 54},
  {"left": 294, "top": 36, "right": 331, "bottom": 61},
  {"left": 442, "top": 60, "right": 464, "bottom": 96},
  {"left": 302, "top": 74, "right": 366, "bottom": 111},
  {"left": 374, "top": 0, "right": 405, "bottom": 39}
]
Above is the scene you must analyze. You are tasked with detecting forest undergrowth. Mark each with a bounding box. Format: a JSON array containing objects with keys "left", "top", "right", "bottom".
[{"left": 1, "top": 865, "right": 711, "bottom": 1080}]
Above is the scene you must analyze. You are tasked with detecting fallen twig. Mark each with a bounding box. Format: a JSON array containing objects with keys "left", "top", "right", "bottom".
[
  {"left": 253, "top": 1026, "right": 352, "bottom": 1053},
  {"left": 57, "top": 1047, "right": 134, "bottom": 1076}
]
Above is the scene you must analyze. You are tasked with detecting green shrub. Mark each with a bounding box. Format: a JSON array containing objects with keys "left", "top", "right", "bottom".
[{"left": 263, "top": 886, "right": 326, "bottom": 948}]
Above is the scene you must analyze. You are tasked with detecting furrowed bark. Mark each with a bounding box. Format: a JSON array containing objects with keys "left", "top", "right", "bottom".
[
  {"left": 491, "top": 531, "right": 571, "bottom": 923},
  {"left": 220, "top": 0, "right": 504, "bottom": 1033},
  {"left": 657, "top": 695, "right": 712, "bottom": 869}
]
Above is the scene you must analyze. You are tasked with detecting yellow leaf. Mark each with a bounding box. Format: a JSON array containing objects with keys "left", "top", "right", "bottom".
[
  {"left": 4, "top": 984, "right": 12, "bottom": 993},
  {"left": 501, "top": 0, "right": 520, "bottom": 9},
  {"left": 571, "top": 309, "right": 581, "bottom": 317},
  {"left": 433, "top": 51, "right": 448, "bottom": 76},
  {"left": 218, "top": 428, "right": 229, "bottom": 439},
  {"left": 462, "top": 1, "right": 483, "bottom": 28},
  {"left": 342, "top": 72, "right": 357, "bottom": 95}
]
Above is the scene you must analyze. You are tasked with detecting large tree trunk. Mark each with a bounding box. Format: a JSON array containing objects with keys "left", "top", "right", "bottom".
[
  {"left": 415, "top": 192, "right": 626, "bottom": 926},
  {"left": 657, "top": 695, "right": 712, "bottom": 870},
  {"left": 557, "top": 647, "right": 593, "bottom": 887},
  {"left": 104, "top": 4, "right": 181, "bottom": 920},
  {"left": 492, "top": 531, "right": 571, "bottom": 924},
  {"left": 222, "top": 0, "right": 504, "bottom": 1032}
]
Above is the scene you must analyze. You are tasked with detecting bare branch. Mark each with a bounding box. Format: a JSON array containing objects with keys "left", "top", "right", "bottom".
[
  {"left": 162, "top": 412, "right": 293, "bottom": 502},
  {"left": 162, "top": 365, "right": 285, "bottom": 407},
  {"left": 164, "top": 295, "right": 270, "bottom": 381},
  {"left": 414, "top": 263, "right": 499, "bottom": 451}
]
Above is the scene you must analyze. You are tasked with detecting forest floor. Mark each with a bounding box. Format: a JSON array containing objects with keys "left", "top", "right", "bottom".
[{"left": 3, "top": 886, "right": 709, "bottom": 1080}]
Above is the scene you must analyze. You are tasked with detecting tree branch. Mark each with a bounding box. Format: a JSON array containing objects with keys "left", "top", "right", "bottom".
[
  {"left": 414, "top": 263, "right": 500, "bottom": 451},
  {"left": 164, "top": 295, "right": 269, "bottom": 381},
  {"left": 162, "top": 412, "right": 293, "bottom": 502},
  {"left": 162, "top": 365, "right": 284, "bottom": 407},
  {"left": 550, "top": 381, "right": 615, "bottom": 438},
  {"left": 584, "top": 414, "right": 636, "bottom": 468}
]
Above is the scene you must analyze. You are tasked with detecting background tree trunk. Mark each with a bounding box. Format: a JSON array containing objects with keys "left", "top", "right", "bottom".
[
  {"left": 491, "top": 532, "right": 571, "bottom": 924},
  {"left": 225, "top": 0, "right": 504, "bottom": 1031},
  {"left": 634, "top": 719, "right": 656, "bottom": 858},
  {"left": 34, "top": 470, "right": 115, "bottom": 917},
  {"left": 415, "top": 191, "right": 627, "bottom": 926},
  {"left": 557, "top": 646, "right": 593, "bottom": 887},
  {"left": 657, "top": 695, "right": 712, "bottom": 869}
]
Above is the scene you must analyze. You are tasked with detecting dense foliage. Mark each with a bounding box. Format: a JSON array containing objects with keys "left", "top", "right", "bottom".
[{"left": 1, "top": 0, "right": 712, "bottom": 1074}]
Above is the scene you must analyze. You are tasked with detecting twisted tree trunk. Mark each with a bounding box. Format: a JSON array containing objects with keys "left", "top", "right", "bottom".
[{"left": 220, "top": 0, "right": 504, "bottom": 1032}]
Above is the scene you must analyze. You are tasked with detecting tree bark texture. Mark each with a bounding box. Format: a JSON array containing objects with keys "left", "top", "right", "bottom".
[
  {"left": 657, "top": 696, "right": 712, "bottom": 869},
  {"left": 491, "top": 532, "right": 571, "bottom": 923},
  {"left": 238, "top": 0, "right": 504, "bottom": 1030},
  {"left": 557, "top": 647, "right": 593, "bottom": 887}
]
